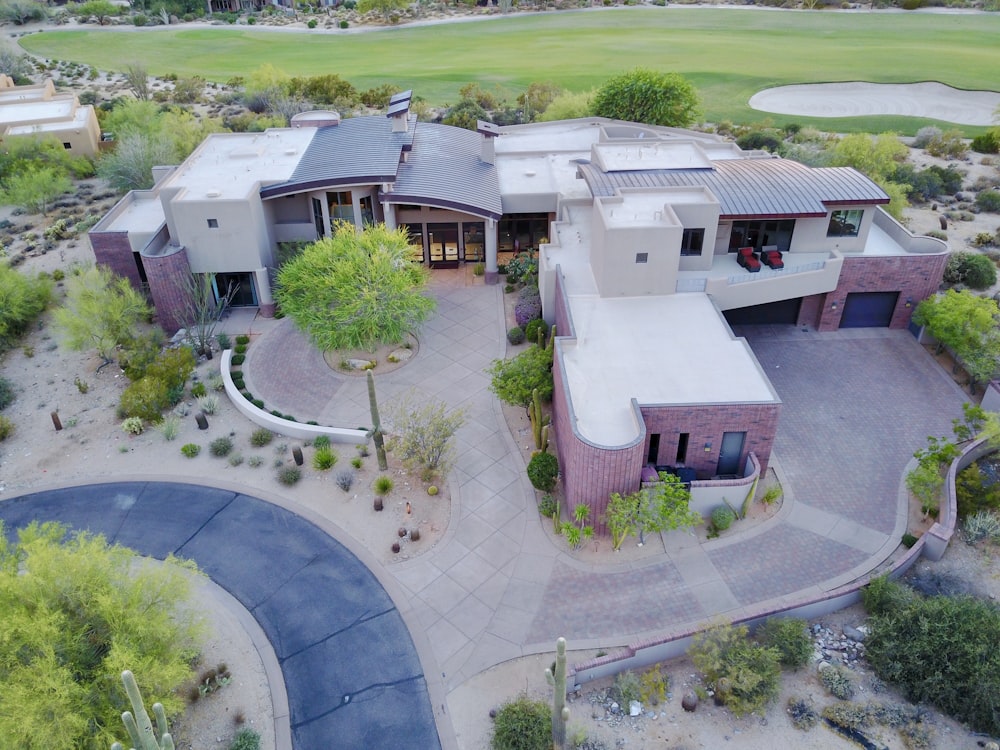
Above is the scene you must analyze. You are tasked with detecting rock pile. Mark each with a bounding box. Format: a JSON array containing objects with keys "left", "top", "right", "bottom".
[{"left": 811, "top": 621, "right": 867, "bottom": 666}]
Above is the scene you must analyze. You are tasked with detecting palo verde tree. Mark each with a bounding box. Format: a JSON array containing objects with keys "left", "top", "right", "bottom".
[
  {"left": 591, "top": 68, "right": 700, "bottom": 128},
  {"left": 54, "top": 265, "right": 151, "bottom": 368},
  {"left": 913, "top": 289, "right": 1000, "bottom": 393},
  {"left": 605, "top": 473, "right": 702, "bottom": 550},
  {"left": 829, "top": 132, "right": 910, "bottom": 219},
  {"left": 0, "top": 521, "right": 204, "bottom": 750},
  {"left": 0, "top": 165, "right": 72, "bottom": 215},
  {"left": 275, "top": 222, "right": 435, "bottom": 352},
  {"left": 0, "top": 263, "right": 52, "bottom": 352}
]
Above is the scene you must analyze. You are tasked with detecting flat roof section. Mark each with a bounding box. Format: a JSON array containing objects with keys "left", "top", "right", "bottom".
[
  {"left": 102, "top": 193, "right": 166, "bottom": 234},
  {"left": 594, "top": 141, "right": 713, "bottom": 172},
  {"left": 6, "top": 105, "right": 93, "bottom": 135},
  {"left": 0, "top": 98, "right": 74, "bottom": 125},
  {"left": 164, "top": 128, "right": 316, "bottom": 201}
]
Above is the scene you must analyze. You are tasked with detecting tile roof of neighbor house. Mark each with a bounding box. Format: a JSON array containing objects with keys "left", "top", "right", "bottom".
[
  {"left": 259, "top": 115, "right": 418, "bottom": 199},
  {"left": 387, "top": 122, "right": 503, "bottom": 220},
  {"left": 578, "top": 157, "right": 890, "bottom": 219}
]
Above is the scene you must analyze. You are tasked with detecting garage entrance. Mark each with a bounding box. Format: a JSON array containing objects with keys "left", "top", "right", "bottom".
[
  {"left": 723, "top": 297, "right": 801, "bottom": 326},
  {"left": 840, "top": 292, "right": 898, "bottom": 328}
]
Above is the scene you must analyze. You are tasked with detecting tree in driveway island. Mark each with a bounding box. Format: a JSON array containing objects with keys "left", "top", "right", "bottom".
[
  {"left": 605, "top": 473, "right": 702, "bottom": 550},
  {"left": 275, "top": 223, "right": 435, "bottom": 352}
]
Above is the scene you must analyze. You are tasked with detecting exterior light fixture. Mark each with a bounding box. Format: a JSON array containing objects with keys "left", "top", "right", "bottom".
[
  {"left": 905, "top": 298, "right": 913, "bottom": 308},
  {"left": 704, "top": 442, "right": 712, "bottom": 453},
  {"left": 831, "top": 300, "right": 838, "bottom": 310}
]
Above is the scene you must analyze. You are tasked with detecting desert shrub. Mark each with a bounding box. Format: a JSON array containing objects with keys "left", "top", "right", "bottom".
[
  {"left": 335, "top": 469, "right": 354, "bottom": 491},
  {"left": 756, "top": 618, "right": 811, "bottom": 669},
  {"left": 312, "top": 435, "right": 331, "bottom": 449},
  {"left": 339, "top": 19, "right": 348, "bottom": 28},
  {"left": 250, "top": 428, "right": 273, "bottom": 447},
  {"left": 943, "top": 251, "right": 997, "bottom": 289},
  {"left": 787, "top": 697, "right": 819, "bottom": 730},
  {"left": 955, "top": 461, "right": 1000, "bottom": 517},
  {"left": 638, "top": 666, "right": 669, "bottom": 705},
  {"left": 689, "top": 622, "right": 781, "bottom": 717},
  {"left": 234, "top": 343, "right": 247, "bottom": 354},
  {"left": 925, "top": 229, "right": 948, "bottom": 240},
  {"left": 278, "top": 466, "right": 301, "bottom": 485},
  {"left": 863, "top": 576, "right": 1000, "bottom": 735},
  {"left": 351, "top": 456, "right": 363, "bottom": 469},
  {"left": 526, "top": 451, "right": 559, "bottom": 492},
  {"left": 523, "top": 318, "right": 548, "bottom": 344},
  {"left": 537, "top": 494, "right": 557, "bottom": 518},
  {"left": 190, "top": 381, "right": 207, "bottom": 398},
  {"left": 121, "top": 416, "right": 144, "bottom": 435},
  {"left": 228, "top": 728, "right": 261, "bottom": 750},
  {"left": 926, "top": 129, "right": 968, "bottom": 159},
  {"left": 216, "top": 332, "right": 231, "bottom": 350},
  {"left": 711, "top": 505, "right": 735, "bottom": 532},
  {"left": 0, "top": 415, "right": 14, "bottom": 442},
  {"left": 819, "top": 663, "right": 855, "bottom": 700},
  {"left": 963, "top": 509, "right": 1000, "bottom": 544},
  {"left": 506, "top": 326, "right": 525, "bottom": 345},
  {"left": 119, "top": 376, "right": 171, "bottom": 421},
  {"left": 488, "top": 344, "right": 554, "bottom": 407},
  {"left": 971, "top": 130, "right": 1000, "bottom": 154},
  {"left": 306, "top": 18, "right": 317, "bottom": 28},
  {"left": 0, "top": 375, "right": 15, "bottom": 410},
  {"left": 514, "top": 285, "right": 542, "bottom": 327},
  {"left": 612, "top": 669, "right": 641, "bottom": 704},
  {"left": 248, "top": 455, "right": 264, "bottom": 468},
  {"left": 181, "top": 443, "right": 201, "bottom": 458},
  {"left": 157, "top": 415, "right": 180, "bottom": 441},
  {"left": 209, "top": 436, "right": 233, "bottom": 457},
  {"left": 976, "top": 190, "right": 1000, "bottom": 213},
  {"left": 374, "top": 475, "right": 394, "bottom": 496},
  {"left": 490, "top": 694, "right": 550, "bottom": 750},
  {"left": 736, "top": 129, "right": 783, "bottom": 153},
  {"left": 312, "top": 446, "right": 337, "bottom": 470},
  {"left": 912, "top": 126, "right": 942, "bottom": 149},
  {"left": 197, "top": 395, "right": 219, "bottom": 415},
  {"left": 388, "top": 394, "right": 465, "bottom": 480},
  {"left": 231, "top": 353, "right": 245, "bottom": 366},
  {"left": 235, "top": 334, "right": 250, "bottom": 345},
  {"left": 0, "top": 265, "right": 52, "bottom": 352},
  {"left": 822, "top": 701, "right": 871, "bottom": 730}
]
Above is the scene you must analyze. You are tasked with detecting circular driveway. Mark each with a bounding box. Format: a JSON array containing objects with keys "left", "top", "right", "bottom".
[{"left": 0, "top": 481, "right": 441, "bottom": 750}]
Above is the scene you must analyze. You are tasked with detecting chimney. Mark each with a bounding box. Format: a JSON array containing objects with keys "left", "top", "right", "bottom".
[
  {"left": 387, "top": 89, "right": 413, "bottom": 133},
  {"left": 477, "top": 120, "right": 500, "bottom": 165}
]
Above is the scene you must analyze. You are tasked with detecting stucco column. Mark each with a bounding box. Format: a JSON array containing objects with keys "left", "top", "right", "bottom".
[
  {"left": 255, "top": 267, "right": 275, "bottom": 317},
  {"left": 382, "top": 202, "right": 397, "bottom": 230},
  {"left": 485, "top": 218, "right": 499, "bottom": 285}
]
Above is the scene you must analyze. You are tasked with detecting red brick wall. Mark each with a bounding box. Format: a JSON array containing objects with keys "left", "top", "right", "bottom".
[
  {"left": 89, "top": 231, "right": 143, "bottom": 289},
  {"left": 797, "top": 294, "right": 823, "bottom": 328},
  {"left": 817, "top": 253, "right": 947, "bottom": 331},
  {"left": 143, "top": 248, "right": 192, "bottom": 334},
  {"left": 639, "top": 402, "right": 781, "bottom": 481}
]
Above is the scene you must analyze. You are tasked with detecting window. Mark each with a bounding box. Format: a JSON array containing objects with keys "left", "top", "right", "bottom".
[
  {"left": 62, "top": 142, "right": 72, "bottom": 150},
  {"left": 635, "top": 252, "right": 648, "bottom": 264},
  {"left": 463, "top": 222, "right": 485, "bottom": 262},
  {"left": 676, "top": 433, "right": 689, "bottom": 464},
  {"left": 827, "top": 209, "right": 863, "bottom": 237},
  {"left": 207, "top": 219, "right": 219, "bottom": 228},
  {"left": 680, "top": 228, "right": 704, "bottom": 256},
  {"left": 311, "top": 197, "right": 324, "bottom": 237},
  {"left": 328, "top": 191, "right": 354, "bottom": 223},
  {"left": 729, "top": 220, "right": 794, "bottom": 253}
]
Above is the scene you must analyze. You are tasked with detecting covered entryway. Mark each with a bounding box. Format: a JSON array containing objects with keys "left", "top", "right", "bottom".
[
  {"left": 716, "top": 431, "right": 746, "bottom": 476},
  {"left": 723, "top": 298, "right": 801, "bottom": 326},
  {"left": 840, "top": 292, "right": 898, "bottom": 328}
]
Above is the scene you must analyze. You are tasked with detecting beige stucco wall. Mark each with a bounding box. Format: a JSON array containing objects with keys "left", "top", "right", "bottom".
[
  {"left": 591, "top": 196, "right": 682, "bottom": 297},
  {"left": 171, "top": 197, "right": 272, "bottom": 273},
  {"left": 792, "top": 207, "right": 874, "bottom": 253},
  {"left": 673, "top": 199, "right": 720, "bottom": 272}
]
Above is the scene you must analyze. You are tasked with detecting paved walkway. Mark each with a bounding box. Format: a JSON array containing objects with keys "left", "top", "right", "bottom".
[{"left": 3, "top": 271, "right": 969, "bottom": 748}]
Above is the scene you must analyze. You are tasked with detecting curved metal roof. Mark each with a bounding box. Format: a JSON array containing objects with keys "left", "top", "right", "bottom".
[{"left": 578, "top": 157, "right": 888, "bottom": 219}]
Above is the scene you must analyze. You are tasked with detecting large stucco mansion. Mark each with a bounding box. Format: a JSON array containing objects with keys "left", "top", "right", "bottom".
[{"left": 88, "top": 92, "right": 948, "bottom": 525}]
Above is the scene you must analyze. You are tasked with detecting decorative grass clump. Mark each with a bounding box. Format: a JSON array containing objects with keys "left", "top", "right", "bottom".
[
  {"left": 278, "top": 466, "right": 301, "bottom": 486},
  {"left": 210, "top": 436, "right": 234, "bottom": 457},
  {"left": 374, "top": 475, "right": 394, "bottom": 496},
  {"left": 250, "top": 428, "right": 273, "bottom": 447},
  {"left": 181, "top": 443, "right": 201, "bottom": 458},
  {"left": 312, "top": 446, "right": 337, "bottom": 471}
]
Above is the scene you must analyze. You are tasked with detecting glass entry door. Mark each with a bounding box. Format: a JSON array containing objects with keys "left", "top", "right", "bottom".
[{"left": 427, "top": 223, "right": 459, "bottom": 267}]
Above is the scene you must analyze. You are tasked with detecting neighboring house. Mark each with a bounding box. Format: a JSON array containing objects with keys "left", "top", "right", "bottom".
[
  {"left": 88, "top": 95, "right": 948, "bottom": 526},
  {"left": 0, "top": 76, "right": 101, "bottom": 157}
]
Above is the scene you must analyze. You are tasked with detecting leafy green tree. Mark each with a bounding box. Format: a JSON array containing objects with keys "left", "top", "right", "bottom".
[
  {"left": 275, "top": 223, "right": 435, "bottom": 351},
  {"left": 605, "top": 473, "right": 701, "bottom": 550},
  {"left": 0, "top": 166, "right": 72, "bottom": 215},
  {"left": 0, "top": 0, "right": 47, "bottom": 24},
  {"left": 388, "top": 392, "right": 465, "bottom": 481},
  {"left": 0, "top": 264, "right": 52, "bottom": 351},
  {"left": 913, "top": 290, "right": 1000, "bottom": 392},
  {"left": 54, "top": 265, "right": 151, "bottom": 366},
  {"left": 591, "top": 68, "right": 700, "bottom": 127},
  {"left": 488, "top": 343, "right": 554, "bottom": 408},
  {"left": 123, "top": 62, "right": 150, "bottom": 101},
  {"left": 539, "top": 90, "right": 595, "bottom": 122},
  {"left": 0, "top": 135, "right": 94, "bottom": 180},
  {"left": 829, "top": 132, "right": 910, "bottom": 219},
  {"left": 357, "top": 0, "right": 408, "bottom": 21},
  {"left": 689, "top": 622, "right": 781, "bottom": 717},
  {"left": 74, "top": 0, "right": 120, "bottom": 23},
  {"left": 442, "top": 99, "right": 490, "bottom": 131},
  {"left": 0, "top": 520, "right": 204, "bottom": 750},
  {"left": 517, "top": 82, "right": 562, "bottom": 122}
]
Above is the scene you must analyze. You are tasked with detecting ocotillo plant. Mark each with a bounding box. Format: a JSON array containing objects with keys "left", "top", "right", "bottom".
[
  {"left": 111, "top": 670, "right": 174, "bottom": 750},
  {"left": 544, "top": 637, "right": 570, "bottom": 750},
  {"left": 367, "top": 370, "right": 388, "bottom": 471}
]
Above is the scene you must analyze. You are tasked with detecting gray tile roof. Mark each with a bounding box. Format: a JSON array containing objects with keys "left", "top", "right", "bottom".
[
  {"left": 259, "top": 115, "right": 416, "bottom": 199},
  {"left": 386, "top": 123, "right": 502, "bottom": 220},
  {"left": 578, "top": 157, "right": 889, "bottom": 219}
]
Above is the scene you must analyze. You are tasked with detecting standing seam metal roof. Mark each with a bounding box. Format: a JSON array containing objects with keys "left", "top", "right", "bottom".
[
  {"left": 386, "top": 122, "right": 502, "bottom": 220},
  {"left": 578, "top": 158, "right": 888, "bottom": 218},
  {"left": 259, "top": 115, "right": 416, "bottom": 199}
]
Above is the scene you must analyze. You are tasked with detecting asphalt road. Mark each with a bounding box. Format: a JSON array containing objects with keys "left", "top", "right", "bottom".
[{"left": 0, "top": 481, "right": 441, "bottom": 750}]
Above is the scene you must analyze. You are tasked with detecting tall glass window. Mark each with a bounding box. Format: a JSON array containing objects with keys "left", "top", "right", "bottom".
[{"left": 463, "top": 222, "right": 485, "bottom": 262}]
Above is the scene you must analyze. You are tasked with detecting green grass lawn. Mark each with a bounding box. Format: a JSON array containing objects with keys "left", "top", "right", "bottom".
[{"left": 19, "top": 8, "right": 1000, "bottom": 133}]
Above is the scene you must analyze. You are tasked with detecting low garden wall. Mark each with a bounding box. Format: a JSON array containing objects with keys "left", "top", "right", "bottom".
[{"left": 220, "top": 349, "right": 368, "bottom": 444}]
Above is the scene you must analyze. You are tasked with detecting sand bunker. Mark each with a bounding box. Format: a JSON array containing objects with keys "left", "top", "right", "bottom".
[{"left": 749, "top": 82, "right": 1000, "bottom": 126}]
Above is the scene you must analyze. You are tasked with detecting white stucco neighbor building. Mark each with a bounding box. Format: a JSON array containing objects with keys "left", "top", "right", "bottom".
[
  {"left": 88, "top": 95, "right": 949, "bottom": 525},
  {"left": 0, "top": 75, "right": 101, "bottom": 157}
]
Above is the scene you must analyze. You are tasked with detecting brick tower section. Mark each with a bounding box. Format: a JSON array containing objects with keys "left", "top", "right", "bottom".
[{"left": 142, "top": 247, "right": 192, "bottom": 334}]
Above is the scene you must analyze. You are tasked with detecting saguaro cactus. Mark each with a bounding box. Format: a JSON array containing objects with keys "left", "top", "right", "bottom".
[
  {"left": 111, "top": 670, "right": 174, "bottom": 750},
  {"left": 367, "top": 370, "right": 388, "bottom": 471},
  {"left": 544, "top": 637, "right": 570, "bottom": 750}
]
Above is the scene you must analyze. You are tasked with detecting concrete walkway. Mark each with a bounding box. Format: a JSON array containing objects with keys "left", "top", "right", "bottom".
[{"left": 243, "top": 270, "right": 968, "bottom": 695}]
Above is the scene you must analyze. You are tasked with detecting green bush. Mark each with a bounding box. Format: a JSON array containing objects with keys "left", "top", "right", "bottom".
[
  {"left": 0, "top": 375, "right": 15, "bottom": 411},
  {"left": 374, "top": 475, "right": 394, "bottom": 495},
  {"left": 231, "top": 353, "right": 245, "bottom": 366},
  {"left": 711, "top": 505, "right": 735, "bottom": 532},
  {"left": 0, "top": 266, "right": 52, "bottom": 352},
  {"left": 250, "top": 428, "right": 273, "bottom": 447},
  {"left": 313, "top": 435, "right": 331, "bottom": 449},
  {"left": 943, "top": 251, "right": 997, "bottom": 290},
  {"left": 278, "top": 466, "right": 301, "bottom": 485},
  {"left": 955, "top": 461, "right": 1000, "bottom": 517},
  {"left": 190, "top": 381, "right": 207, "bottom": 398},
  {"left": 976, "top": 190, "right": 1000, "bottom": 213},
  {"left": 526, "top": 451, "right": 559, "bottom": 491},
  {"left": 0, "top": 415, "right": 13, "bottom": 442},
  {"left": 209, "top": 436, "right": 233, "bottom": 457},
  {"left": 229, "top": 728, "right": 261, "bottom": 750},
  {"left": 971, "top": 130, "right": 1000, "bottom": 154},
  {"left": 132, "top": 13, "right": 147, "bottom": 25},
  {"left": 756, "top": 618, "right": 811, "bottom": 668},
  {"left": 689, "top": 622, "right": 781, "bottom": 717},
  {"left": 524, "top": 318, "right": 548, "bottom": 345},
  {"left": 307, "top": 18, "right": 317, "bottom": 28},
  {"left": 488, "top": 344, "right": 554, "bottom": 407},
  {"left": 312, "top": 446, "right": 337, "bottom": 470},
  {"left": 506, "top": 326, "right": 525, "bottom": 345},
  {"left": 863, "top": 576, "right": 1000, "bottom": 735},
  {"left": 339, "top": 19, "right": 348, "bottom": 28},
  {"left": 490, "top": 694, "right": 550, "bottom": 750},
  {"left": 537, "top": 494, "right": 557, "bottom": 518},
  {"left": 119, "top": 376, "right": 171, "bottom": 421},
  {"left": 234, "top": 343, "right": 248, "bottom": 354},
  {"left": 819, "top": 663, "right": 855, "bottom": 700},
  {"left": 181, "top": 443, "right": 201, "bottom": 458},
  {"left": 235, "top": 334, "right": 250, "bottom": 345}
]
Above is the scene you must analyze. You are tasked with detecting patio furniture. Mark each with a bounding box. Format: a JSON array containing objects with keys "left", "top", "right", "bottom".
[
  {"left": 736, "top": 246, "right": 760, "bottom": 272},
  {"left": 761, "top": 247, "right": 784, "bottom": 269}
]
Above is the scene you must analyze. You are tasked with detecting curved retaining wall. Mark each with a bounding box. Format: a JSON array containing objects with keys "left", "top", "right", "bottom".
[
  {"left": 569, "top": 443, "right": 971, "bottom": 688},
  {"left": 221, "top": 349, "right": 368, "bottom": 444}
]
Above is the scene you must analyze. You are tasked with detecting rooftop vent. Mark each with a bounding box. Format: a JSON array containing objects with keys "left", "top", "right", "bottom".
[{"left": 477, "top": 120, "right": 500, "bottom": 165}]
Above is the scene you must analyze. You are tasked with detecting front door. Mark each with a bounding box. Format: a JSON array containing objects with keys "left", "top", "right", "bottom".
[{"left": 716, "top": 431, "right": 746, "bottom": 476}]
